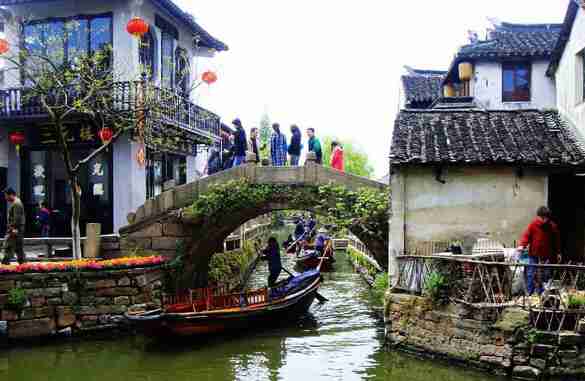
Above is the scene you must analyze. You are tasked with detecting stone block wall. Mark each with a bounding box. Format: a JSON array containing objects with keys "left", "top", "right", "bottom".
[
  {"left": 0, "top": 267, "right": 162, "bottom": 340},
  {"left": 119, "top": 222, "right": 190, "bottom": 258},
  {"left": 385, "top": 292, "right": 585, "bottom": 379}
]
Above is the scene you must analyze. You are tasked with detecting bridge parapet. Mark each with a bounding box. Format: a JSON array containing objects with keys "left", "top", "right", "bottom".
[{"left": 124, "top": 162, "right": 387, "bottom": 234}]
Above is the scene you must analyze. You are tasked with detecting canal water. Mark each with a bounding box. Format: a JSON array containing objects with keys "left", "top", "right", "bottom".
[{"left": 0, "top": 228, "right": 500, "bottom": 381}]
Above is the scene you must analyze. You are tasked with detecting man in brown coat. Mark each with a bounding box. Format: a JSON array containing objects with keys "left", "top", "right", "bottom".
[{"left": 2, "top": 188, "right": 26, "bottom": 265}]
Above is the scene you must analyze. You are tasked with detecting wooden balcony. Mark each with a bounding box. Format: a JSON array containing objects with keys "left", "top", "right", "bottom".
[{"left": 0, "top": 82, "right": 221, "bottom": 142}]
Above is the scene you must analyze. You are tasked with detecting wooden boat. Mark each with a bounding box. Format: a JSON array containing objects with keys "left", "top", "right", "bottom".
[
  {"left": 296, "top": 241, "right": 335, "bottom": 271},
  {"left": 125, "top": 268, "right": 323, "bottom": 338}
]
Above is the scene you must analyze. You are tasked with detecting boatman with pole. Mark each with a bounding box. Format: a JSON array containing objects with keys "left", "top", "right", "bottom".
[{"left": 262, "top": 237, "right": 283, "bottom": 287}]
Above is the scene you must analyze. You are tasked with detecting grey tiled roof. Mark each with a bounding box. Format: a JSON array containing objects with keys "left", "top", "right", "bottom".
[
  {"left": 457, "top": 23, "right": 562, "bottom": 60},
  {"left": 0, "top": 0, "right": 228, "bottom": 51},
  {"left": 390, "top": 109, "right": 585, "bottom": 167},
  {"left": 444, "top": 22, "right": 562, "bottom": 84},
  {"left": 401, "top": 69, "right": 446, "bottom": 106}
]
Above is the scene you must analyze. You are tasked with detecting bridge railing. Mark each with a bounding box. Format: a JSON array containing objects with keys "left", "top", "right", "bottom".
[{"left": 396, "top": 255, "right": 585, "bottom": 332}]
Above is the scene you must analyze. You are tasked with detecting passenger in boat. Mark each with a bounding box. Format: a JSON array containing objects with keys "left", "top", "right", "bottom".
[
  {"left": 283, "top": 234, "right": 295, "bottom": 251},
  {"left": 294, "top": 219, "right": 306, "bottom": 241},
  {"left": 262, "top": 237, "right": 282, "bottom": 287},
  {"left": 517, "top": 206, "right": 562, "bottom": 295},
  {"left": 306, "top": 216, "right": 317, "bottom": 237},
  {"left": 315, "top": 228, "right": 330, "bottom": 256}
]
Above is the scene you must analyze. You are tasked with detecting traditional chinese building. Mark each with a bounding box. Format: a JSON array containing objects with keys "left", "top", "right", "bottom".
[
  {"left": 389, "top": 18, "right": 585, "bottom": 275},
  {"left": 0, "top": 0, "right": 227, "bottom": 236}
]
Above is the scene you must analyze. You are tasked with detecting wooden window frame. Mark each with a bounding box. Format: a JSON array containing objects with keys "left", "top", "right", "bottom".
[{"left": 502, "top": 62, "right": 531, "bottom": 103}]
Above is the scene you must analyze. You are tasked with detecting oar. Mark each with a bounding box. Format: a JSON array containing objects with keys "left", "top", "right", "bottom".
[{"left": 281, "top": 266, "right": 329, "bottom": 303}]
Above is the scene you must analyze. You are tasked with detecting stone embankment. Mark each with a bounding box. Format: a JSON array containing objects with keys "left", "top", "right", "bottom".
[
  {"left": 0, "top": 267, "right": 162, "bottom": 340},
  {"left": 386, "top": 292, "right": 585, "bottom": 379}
]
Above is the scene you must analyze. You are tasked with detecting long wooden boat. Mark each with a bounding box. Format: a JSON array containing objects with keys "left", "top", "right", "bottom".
[
  {"left": 295, "top": 241, "right": 335, "bottom": 272},
  {"left": 125, "top": 268, "right": 322, "bottom": 337}
]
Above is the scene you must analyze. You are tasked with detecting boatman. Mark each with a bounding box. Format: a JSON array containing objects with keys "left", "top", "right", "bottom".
[
  {"left": 262, "top": 237, "right": 282, "bottom": 287},
  {"left": 315, "top": 228, "right": 330, "bottom": 257},
  {"left": 2, "top": 188, "right": 26, "bottom": 265}
]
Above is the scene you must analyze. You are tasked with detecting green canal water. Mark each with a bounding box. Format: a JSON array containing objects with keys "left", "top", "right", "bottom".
[{"left": 0, "top": 231, "right": 500, "bottom": 381}]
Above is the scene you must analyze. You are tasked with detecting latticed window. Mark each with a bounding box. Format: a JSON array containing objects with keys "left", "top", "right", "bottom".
[
  {"left": 175, "top": 47, "right": 190, "bottom": 94},
  {"left": 161, "top": 31, "right": 174, "bottom": 88},
  {"left": 139, "top": 29, "right": 155, "bottom": 79}
]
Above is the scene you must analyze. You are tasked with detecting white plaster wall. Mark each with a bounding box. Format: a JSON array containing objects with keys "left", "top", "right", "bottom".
[
  {"left": 389, "top": 165, "right": 548, "bottom": 255},
  {"left": 472, "top": 60, "right": 556, "bottom": 110},
  {"left": 555, "top": 7, "right": 585, "bottom": 132},
  {"left": 113, "top": 134, "right": 146, "bottom": 232}
]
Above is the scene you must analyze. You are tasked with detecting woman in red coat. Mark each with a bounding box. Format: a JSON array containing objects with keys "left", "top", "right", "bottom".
[
  {"left": 517, "top": 206, "right": 561, "bottom": 295},
  {"left": 330, "top": 141, "right": 344, "bottom": 172}
]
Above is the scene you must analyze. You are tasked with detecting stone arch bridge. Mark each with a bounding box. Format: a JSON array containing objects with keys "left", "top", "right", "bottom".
[{"left": 119, "top": 158, "right": 389, "bottom": 284}]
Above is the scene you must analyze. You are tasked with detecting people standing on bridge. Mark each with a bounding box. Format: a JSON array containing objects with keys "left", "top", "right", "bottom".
[
  {"left": 288, "top": 125, "right": 302, "bottom": 166},
  {"left": 249, "top": 127, "right": 261, "bottom": 163},
  {"left": 330, "top": 141, "right": 345, "bottom": 172},
  {"left": 306, "top": 128, "right": 323, "bottom": 164},
  {"left": 2, "top": 188, "right": 26, "bottom": 265},
  {"left": 262, "top": 237, "right": 282, "bottom": 287},
  {"left": 270, "top": 123, "right": 288, "bottom": 166},
  {"left": 517, "top": 206, "right": 561, "bottom": 295},
  {"left": 232, "top": 119, "right": 248, "bottom": 167}
]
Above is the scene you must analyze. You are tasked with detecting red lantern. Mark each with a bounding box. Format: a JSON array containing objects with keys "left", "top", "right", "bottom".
[
  {"left": 201, "top": 71, "right": 218, "bottom": 85},
  {"left": 0, "top": 39, "right": 9, "bottom": 55},
  {"left": 98, "top": 127, "right": 113, "bottom": 144},
  {"left": 9, "top": 131, "right": 25, "bottom": 155},
  {"left": 126, "top": 17, "right": 149, "bottom": 39}
]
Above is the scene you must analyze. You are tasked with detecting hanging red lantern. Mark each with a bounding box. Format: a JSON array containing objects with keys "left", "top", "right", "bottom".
[
  {"left": 0, "top": 39, "right": 9, "bottom": 55},
  {"left": 201, "top": 70, "right": 218, "bottom": 85},
  {"left": 98, "top": 127, "right": 113, "bottom": 144},
  {"left": 126, "top": 17, "right": 149, "bottom": 39},
  {"left": 9, "top": 131, "right": 25, "bottom": 156}
]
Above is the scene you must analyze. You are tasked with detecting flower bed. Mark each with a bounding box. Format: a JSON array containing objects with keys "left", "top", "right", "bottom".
[{"left": 0, "top": 256, "right": 167, "bottom": 274}]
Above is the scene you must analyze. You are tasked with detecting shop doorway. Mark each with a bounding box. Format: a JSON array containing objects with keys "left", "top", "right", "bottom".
[
  {"left": 548, "top": 174, "right": 585, "bottom": 262},
  {"left": 21, "top": 148, "right": 113, "bottom": 237}
]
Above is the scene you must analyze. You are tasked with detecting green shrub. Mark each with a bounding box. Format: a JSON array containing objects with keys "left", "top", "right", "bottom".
[
  {"left": 424, "top": 271, "right": 449, "bottom": 304},
  {"left": 371, "top": 272, "right": 389, "bottom": 306},
  {"left": 6, "top": 287, "right": 27, "bottom": 311},
  {"left": 567, "top": 293, "right": 585, "bottom": 309}
]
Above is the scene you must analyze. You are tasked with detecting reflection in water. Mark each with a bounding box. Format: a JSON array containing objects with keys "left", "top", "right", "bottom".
[{"left": 0, "top": 229, "right": 499, "bottom": 381}]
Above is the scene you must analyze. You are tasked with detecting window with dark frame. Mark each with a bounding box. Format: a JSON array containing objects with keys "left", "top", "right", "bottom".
[
  {"left": 502, "top": 62, "right": 531, "bottom": 102},
  {"left": 175, "top": 47, "right": 189, "bottom": 94},
  {"left": 22, "top": 13, "right": 112, "bottom": 80},
  {"left": 139, "top": 29, "right": 156, "bottom": 80},
  {"left": 160, "top": 31, "right": 174, "bottom": 89},
  {"left": 146, "top": 151, "right": 187, "bottom": 199}
]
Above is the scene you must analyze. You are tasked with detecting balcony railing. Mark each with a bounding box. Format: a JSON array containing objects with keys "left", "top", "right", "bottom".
[{"left": 0, "top": 82, "right": 221, "bottom": 142}]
